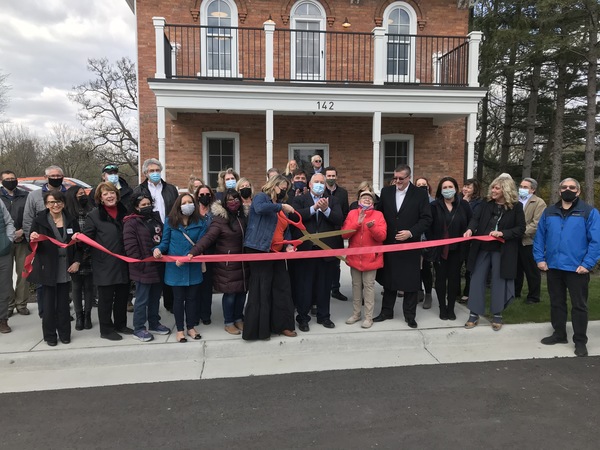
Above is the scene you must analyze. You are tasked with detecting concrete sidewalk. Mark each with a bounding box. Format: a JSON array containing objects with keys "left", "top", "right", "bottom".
[{"left": 1, "top": 265, "right": 595, "bottom": 393}]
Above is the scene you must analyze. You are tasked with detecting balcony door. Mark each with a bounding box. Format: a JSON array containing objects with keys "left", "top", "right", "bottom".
[
  {"left": 291, "top": 1, "right": 326, "bottom": 81},
  {"left": 384, "top": 2, "right": 417, "bottom": 83},
  {"left": 201, "top": 0, "right": 239, "bottom": 77}
]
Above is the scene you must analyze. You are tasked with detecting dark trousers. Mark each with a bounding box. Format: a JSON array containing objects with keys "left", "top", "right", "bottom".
[
  {"left": 420, "top": 259, "right": 433, "bottom": 293},
  {"left": 71, "top": 272, "right": 94, "bottom": 314},
  {"left": 516, "top": 243, "right": 541, "bottom": 302},
  {"left": 547, "top": 269, "right": 589, "bottom": 344},
  {"left": 331, "top": 258, "right": 341, "bottom": 291},
  {"left": 434, "top": 250, "right": 462, "bottom": 313},
  {"left": 243, "top": 255, "right": 295, "bottom": 340},
  {"left": 97, "top": 283, "right": 129, "bottom": 336},
  {"left": 381, "top": 288, "right": 418, "bottom": 321},
  {"left": 172, "top": 284, "right": 200, "bottom": 331},
  {"left": 42, "top": 282, "right": 71, "bottom": 343},
  {"left": 196, "top": 263, "right": 213, "bottom": 323},
  {"left": 296, "top": 257, "right": 334, "bottom": 324},
  {"left": 162, "top": 283, "right": 174, "bottom": 312}
]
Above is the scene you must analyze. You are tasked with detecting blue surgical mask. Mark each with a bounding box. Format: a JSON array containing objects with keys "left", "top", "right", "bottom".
[
  {"left": 518, "top": 188, "right": 529, "bottom": 199},
  {"left": 312, "top": 182, "right": 325, "bottom": 196},
  {"left": 441, "top": 188, "right": 456, "bottom": 200},
  {"left": 181, "top": 203, "right": 195, "bottom": 216},
  {"left": 148, "top": 172, "right": 161, "bottom": 183},
  {"left": 225, "top": 179, "right": 237, "bottom": 189},
  {"left": 107, "top": 174, "right": 119, "bottom": 184}
]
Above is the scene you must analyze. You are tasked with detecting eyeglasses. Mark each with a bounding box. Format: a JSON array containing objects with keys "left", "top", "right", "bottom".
[
  {"left": 47, "top": 200, "right": 63, "bottom": 205},
  {"left": 393, "top": 175, "right": 409, "bottom": 182},
  {"left": 226, "top": 199, "right": 240, "bottom": 204},
  {"left": 198, "top": 193, "right": 210, "bottom": 197},
  {"left": 47, "top": 175, "right": 63, "bottom": 179},
  {"left": 314, "top": 160, "right": 322, "bottom": 163},
  {"left": 103, "top": 165, "right": 118, "bottom": 172},
  {"left": 560, "top": 185, "right": 578, "bottom": 191}
]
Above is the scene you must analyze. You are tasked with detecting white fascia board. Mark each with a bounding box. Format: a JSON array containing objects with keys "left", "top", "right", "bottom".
[{"left": 148, "top": 81, "right": 486, "bottom": 116}]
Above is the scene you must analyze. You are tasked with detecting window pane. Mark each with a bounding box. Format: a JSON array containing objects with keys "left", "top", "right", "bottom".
[{"left": 383, "top": 140, "right": 409, "bottom": 181}]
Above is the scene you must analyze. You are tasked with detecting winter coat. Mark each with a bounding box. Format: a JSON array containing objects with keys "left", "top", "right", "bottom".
[
  {"left": 426, "top": 198, "right": 472, "bottom": 262},
  {"left": 82, "top": 203, "right": 130, "bottom": 286},
  {"left": 0, "top": 186, "right": 28, "bottom": 234},
  {"left": 28, "top": 210, "right": 81, "bottom": 286},
  {"left": 131, "top": 179, "right": 179, "bottom": 218},
  {"left": 244, "top": 192, "right": 291, "bottom": 252},
  {"left": 342, "top": 207, "right": 386, "bottom": 272},
  {"left": 154, "top": 217, "right": 207, "bottom": 286},
  {"left": 189, "top": 202, "right": 249, "bottom": 293},
  {"left": 123, "top": 212, "right": 164, "bottom": 284},
  {"left": 521, "top": 194, "right": 546, "bottom": 246},
  {"left": 466, "top": 200, "right": 525, "bottom": 280}
]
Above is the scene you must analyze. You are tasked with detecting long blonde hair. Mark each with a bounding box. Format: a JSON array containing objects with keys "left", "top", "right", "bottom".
[
  {"left": 262, "top": 175, "right": 289, "bottom": 203},
  {"left": 487, "top": 174, "right": 518, "bottom": 209}
]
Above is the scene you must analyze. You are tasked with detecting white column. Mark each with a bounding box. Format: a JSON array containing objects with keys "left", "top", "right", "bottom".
[
  {"left": 372, "top": 111, "right": 382, "bottom": 193},
  {"left": 466, "top": 112, "right": 477, "bottom": 178},
  {"left": 153, "top": 17, "right": 166, "bottom": 79},
  {"left": 372, "top": 27, "right": 386, "bottom": 86},
  {"left": 264, "top": 20, "right": 275, "bottom": 82},
  {"left": 266, "top": 109, "right": 274, "bottom": 169},
  {"left": 157, "top": 106, "right": 167, "bottom": 179},
  {"left": 467, "top": 31, "right": 483, "bottom": 88}
]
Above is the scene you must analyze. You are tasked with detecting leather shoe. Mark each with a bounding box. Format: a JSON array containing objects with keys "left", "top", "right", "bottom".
[
  {"left": 116, "top": 326, "right": 134, "bottom": 335},
  {"left": 317, "top": 318, "right": 335, "bottom": 329},
  {"left": 541, "top": 334, "right": 568, "bottom": 345},
  {"left": 406, "top": 318, "right": 418, "bottom": 329},
  {"left": 298, "top": 322, "right": 310, "bottom": 332},
  {"left": 575, "top": 342, "right": 588, "bottom": 357},
  {"left": 373, "top": 314, "right": 392, "bottom": 323},
  {"left": 101, "top": 331, "right": 123, "bottom": 341},
  {"left": 331, "top": 290, "right": 348, "bottom": 301},
  {"left": 47, "top": 340, "right": 57, "bottom": 347},
  {"left": 60, "top": 337, "right": 71, "bottom": 344}
]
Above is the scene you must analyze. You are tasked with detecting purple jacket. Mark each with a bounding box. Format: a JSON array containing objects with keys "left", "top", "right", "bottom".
[{"left": 123, "top": 212, "right": 164, "bottom": 284}]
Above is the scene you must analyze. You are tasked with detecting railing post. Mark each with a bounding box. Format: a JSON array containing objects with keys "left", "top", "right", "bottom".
[
  {"left": 153, "top": 17, "right": 166, "bottom": 79},
  {"left": 467, "top": 31, "right": 482, "bottom": 88},
  {"left": 372, "top": 27, "right": 386, "bottom": 85},
  {"left": 264, "top": 20, "right": 275, "bottom": 82}
]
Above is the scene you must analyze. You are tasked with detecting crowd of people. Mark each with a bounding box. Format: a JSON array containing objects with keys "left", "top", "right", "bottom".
[{"left": 0, "top": 159, "right": 599, "bottom": 357}]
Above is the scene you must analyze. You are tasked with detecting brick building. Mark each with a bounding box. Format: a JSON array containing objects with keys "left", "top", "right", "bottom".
[{"left": 125, "top": 0, "right": 485, "bottom": 194}]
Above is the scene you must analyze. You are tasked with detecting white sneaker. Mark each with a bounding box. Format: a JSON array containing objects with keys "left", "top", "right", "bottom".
[{"left": 345, "top": 315, "right": 361, "bottom": 325}]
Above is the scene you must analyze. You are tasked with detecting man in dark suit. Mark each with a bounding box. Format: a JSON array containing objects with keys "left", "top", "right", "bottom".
[
  {"left": 292, "top": 173, "right": 344, "bottom": 332},
  {"left": 323, "top": 166, "right": 350, "bottom": 301},
  {"left": 374, "top": 164, "right": 432, "bottom": 328}
]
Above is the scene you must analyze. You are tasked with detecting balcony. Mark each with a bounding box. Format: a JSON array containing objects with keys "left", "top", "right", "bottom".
[{"left": 153, "top": 18, "right": 482, "bottom": 87}]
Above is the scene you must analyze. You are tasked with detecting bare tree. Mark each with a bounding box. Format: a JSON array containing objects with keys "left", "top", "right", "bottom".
[
  {"left": 0, "top": 124, "right": 46, "bottom": 176},
  {"left": 69, "top": 57, "right": 138, "bottom": 172},
  {"left": 0, "top": 70, "right": 9, "bottom": 120}
]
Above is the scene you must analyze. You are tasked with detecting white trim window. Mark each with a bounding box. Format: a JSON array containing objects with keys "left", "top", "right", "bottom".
[
  {"left": 202, "top": 131, "right": 240, "bottom": 188},
  {"left": 290, "top": 0, "right": 326, "bottom": 81},
  {"left": 384, "top": 2, "right": 417, "bottom": 83},
  {"left": 289, "top": 143, "right": 329, "bottom": 174},
  {"left": 380, "top": 134, "right": 414, "bottom": 186},
  {"left": 201, "top": 0, "right": 239, "bottom": 77}
]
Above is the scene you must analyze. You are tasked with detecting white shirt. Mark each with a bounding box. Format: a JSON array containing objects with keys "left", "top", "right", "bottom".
[
  {"left": 148, "top": 181, "right": 166, "bottom": 222},
  {"left": 395, "top": 187, "right": 408, "bottom": 211},
  {"left": 310, "top": 194, "right": 331, "bottom": 218},
  {"left": 520, "top": 193, "right": 533, "bottom": 207}
]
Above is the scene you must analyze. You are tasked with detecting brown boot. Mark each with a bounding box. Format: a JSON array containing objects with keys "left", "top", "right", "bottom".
[{"left": 0, "top": 318, "right": 11, "bottom": 334}]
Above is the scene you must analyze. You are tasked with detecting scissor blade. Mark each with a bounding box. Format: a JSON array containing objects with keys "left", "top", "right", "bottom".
[{"left": 297, "top": 229, "right": 355, "bottom": 242}]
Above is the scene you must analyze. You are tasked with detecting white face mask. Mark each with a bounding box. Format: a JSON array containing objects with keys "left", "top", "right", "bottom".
[
  {"left": 441, "top": 188, "right": 456, "bottom": 200},
  {"left": 181, "top": 203, "right": 195, "bottom": 216},
  {"left": 107, "top": 174, "right": 119, "bottom": 184},
  {"left": 518, "top": 188, "right": 529, "bottom": 199}
]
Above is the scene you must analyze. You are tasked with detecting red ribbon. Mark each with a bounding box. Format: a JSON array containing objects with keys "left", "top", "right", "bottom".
[{"left": 23, "top": 233, "right": 501, "bottom": 278}]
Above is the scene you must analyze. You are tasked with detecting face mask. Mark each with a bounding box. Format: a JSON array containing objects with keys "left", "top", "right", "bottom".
[
  {"left": 326, "top": 178, "right": 336, "bottom": 187},
  {"left": 441, "top": 189, "right": 456, "bottom": 200},
  {"left": 418, "top": 185, "right": 429, "bottom": 191},
  {"left": 148, "top": 172, "right": 161, "bottom": 183},
  {"left": 48, "top": 177, "right": 64, "bottom": 188},
  {"left": 225, "top": 179, "right": 237, "bottom": 189},
  {"left": 312, "top": 182, "right": 325, "bottom": 196},
  {"left": 239, "top": 187, "right": 252, "bottom": 199},
  {"left": 107, "top": 174, "right": 119, "bottom": 184},
  {"left": 181, "top": 203, "right": 195, "bottom": 216},
  {"left": 77, "top": 196, "right": 89, "bottom": 207},
  {"left": 359, "top": 203, "right": 373, "bottom": 211},
  {"left": 560, "top": 190, "right": 577, "bottom": 203},
  {"left": 518, "top": 188, "right": 529, "bottom": 199},
  {"left": 293, "top": 181, "right": 306, "bottom": 191},
  {"left": 198, "top": 195, "right": 211, "bottom": 206},
  {"left": 139, "top": 206, "right": 153, "bottom": 217},
  {"left": 1, "top": 180, "right": 18, "bottom": 191},
  {"left": 226, "top": 200, "right": 241, "bottom": 212},
  {"left": 276, "top": 190, "right": 287, "bottom": 202}
]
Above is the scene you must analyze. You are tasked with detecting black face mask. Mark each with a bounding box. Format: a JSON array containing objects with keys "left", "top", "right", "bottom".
[
  {"left": 77, "top": 196, "right": 88, "bottom": 207},
  {"left": 1, "top": 180, "right": 18, "bottom": 191},
  {"left": 418, "top": 185, "right": 429, "bottom": 191},
  {"left": 48, "top": 177, "right": 64, "bottom": 188},
  {"left": 198, "top": 195, "right": 211, "bottom": 206},
  {"left": 276, "top": 190, "right": 287, "bottom": 202},
  {"left": 293, "top": 181, "right": 306, "bottom": 191},
  {"left": 560, "top": 190, "right": 577, "bottom": 203},
  {"left": 139, "top": 206, "right": 154, "bottom": 217},
  {"left": 239, "top": 187, "right": 252, "bottom": 199}
]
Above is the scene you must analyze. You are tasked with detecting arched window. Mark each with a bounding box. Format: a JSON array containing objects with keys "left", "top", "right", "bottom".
[
  {"left": 290, "top": 0, "right": 326, "bottom": 80},
  {"left": 383, "top": 2, "right": 417, "bottom": 82},
  {"left": 201, "top": 0, "right": 239, "bottom": 76}
]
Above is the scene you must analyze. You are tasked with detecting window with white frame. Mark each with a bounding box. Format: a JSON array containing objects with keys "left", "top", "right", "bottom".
[
  {"left": 289, "top": 143, "right": 329, "bottom": 175},
  {"left": 202, "top": 131, "right": 240, "bottom": 189},
  {"left": 201, "top": 0, "right": 239, "bottom": 77},
  {"left": 290, "top": 0, "right": 326, "bottom": 80},
  {"left": 384, "top": 2, "right": 417, "bottom": 82},
  {"left": 380, "top": 134, "right": 414, "bottom": 186}
]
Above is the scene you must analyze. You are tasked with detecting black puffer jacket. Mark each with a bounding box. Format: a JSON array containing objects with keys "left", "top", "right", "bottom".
[{"left": 189, "top": 202, "right": 248, "bottom": 293}]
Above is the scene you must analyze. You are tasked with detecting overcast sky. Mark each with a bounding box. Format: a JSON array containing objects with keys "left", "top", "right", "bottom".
[{"left": 0, "top": 0, "right": 136, "bottom": 136}]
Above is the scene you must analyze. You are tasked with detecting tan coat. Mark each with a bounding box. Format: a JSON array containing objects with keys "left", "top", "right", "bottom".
[{"left": 522, "top": 194, "right": 547, "bottom": 246}]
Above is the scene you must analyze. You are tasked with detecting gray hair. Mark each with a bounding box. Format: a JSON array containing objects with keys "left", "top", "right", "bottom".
[
  {"left": 522, "top": 177, "right": 538, "bottom": 191},
  {"left": 142, "top": 158, "right": 162, "bottom": 174},
  {"left": 560, "top": 177, "right": 580, "bottom": 191},
  {"left": 44, "top": 165, "right": 64, "bottom": 176}
]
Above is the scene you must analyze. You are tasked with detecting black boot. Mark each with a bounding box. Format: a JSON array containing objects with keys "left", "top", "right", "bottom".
[
  {"left": 75, "top": 312, "right": 84, "bottom": 331},
  {"left": 84, "top": 311, "right": 93, "bottom": 330},
  {"left": 439, "top": 303, "right": 448, "bottom": 320}
]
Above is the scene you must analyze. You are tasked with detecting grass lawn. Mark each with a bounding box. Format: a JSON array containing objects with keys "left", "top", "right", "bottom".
[{"left": 499, "top": 272, "right": 600, "bottom": 324}]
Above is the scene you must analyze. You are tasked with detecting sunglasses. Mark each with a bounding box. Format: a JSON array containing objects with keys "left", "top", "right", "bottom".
[
  {"left": 393, "top": 175, "right": 409, "bottom": 181},
  {"left": 560, "top": 185, "right": 578, "bottom": 191}
]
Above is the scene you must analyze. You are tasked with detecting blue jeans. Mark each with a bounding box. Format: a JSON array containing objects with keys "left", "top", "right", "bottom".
[
  {"left": 133, "top": 282, "right": 162, "bottom": 331},
  {"left": 222, "top": 292, "right": 246, "bottom": 326}
]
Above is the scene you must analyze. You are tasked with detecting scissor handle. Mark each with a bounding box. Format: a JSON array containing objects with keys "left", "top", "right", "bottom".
[{"left": 278, "top": 210, "right": 306, "bottom": 231}]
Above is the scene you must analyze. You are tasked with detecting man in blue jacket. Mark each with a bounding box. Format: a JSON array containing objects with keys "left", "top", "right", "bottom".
[{"left": 533, "top": 178, "right": 600, "bottom": 357}]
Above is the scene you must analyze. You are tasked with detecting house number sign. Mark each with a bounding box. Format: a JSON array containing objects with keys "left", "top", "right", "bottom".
[{"left": 316, "top": 101, "right": 334, "bottom": 110}]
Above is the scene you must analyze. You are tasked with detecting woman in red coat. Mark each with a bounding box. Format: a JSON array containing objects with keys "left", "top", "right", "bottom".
[{"left": 342, "top": 190, "right": 387, "bottom": 328}]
